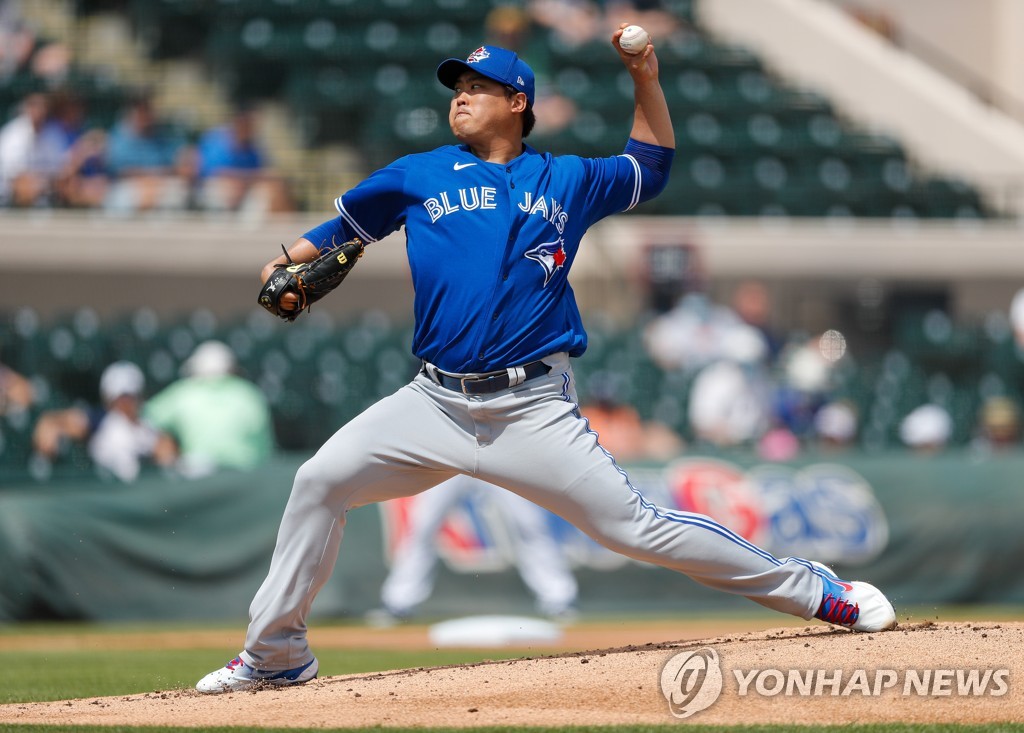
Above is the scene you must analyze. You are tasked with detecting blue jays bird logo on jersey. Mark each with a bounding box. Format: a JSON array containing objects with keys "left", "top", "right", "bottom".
[{"left": 525, "top": 238, "right": 567, "bottom": 286}]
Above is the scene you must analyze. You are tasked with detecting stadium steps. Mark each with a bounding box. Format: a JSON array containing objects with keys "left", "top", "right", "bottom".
[
  {"left": 33, "top": 3, "right": 336, "bottom": 210},
  {"left": 699, "top": 0, "right": 1024, "bottom": 217}
]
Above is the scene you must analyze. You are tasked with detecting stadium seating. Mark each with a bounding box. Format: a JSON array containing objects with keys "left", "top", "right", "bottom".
[
  {"left": 2, "top": 3, "right": 1017, "bottom": 479},
  {"left": 56, "top": 0, "right": 997, "bottom": 219},
  {"left": 3, "top": 304, "right": 1022, "bottom": 482}
]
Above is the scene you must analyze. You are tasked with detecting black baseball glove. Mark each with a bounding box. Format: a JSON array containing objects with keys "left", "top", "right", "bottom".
[{"left": 258, "top": 236, "right": 364, "bottom": 321}]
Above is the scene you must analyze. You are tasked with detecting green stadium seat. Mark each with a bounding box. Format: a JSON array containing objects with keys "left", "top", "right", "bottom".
[{"left": 49, "top": 0, "right": 999, "bottom": 220}]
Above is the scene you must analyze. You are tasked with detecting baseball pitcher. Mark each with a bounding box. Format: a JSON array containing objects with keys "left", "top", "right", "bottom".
[{"left": 197, "top": 25, "right": 895, "bottom": 694}]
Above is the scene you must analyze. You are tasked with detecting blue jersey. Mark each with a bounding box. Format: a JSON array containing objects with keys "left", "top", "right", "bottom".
[{"left": 326, "top": 142, "right": 668, "bottom": 373}]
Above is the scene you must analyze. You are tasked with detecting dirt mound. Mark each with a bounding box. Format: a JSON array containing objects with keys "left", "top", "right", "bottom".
[{"left": 1, "top": 622, "right": 1020, "bottom": 728}]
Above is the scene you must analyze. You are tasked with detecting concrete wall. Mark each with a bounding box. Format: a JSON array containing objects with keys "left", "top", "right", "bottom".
[{"left": 3, "top": 212, "right": 1022, "bottom": 333}]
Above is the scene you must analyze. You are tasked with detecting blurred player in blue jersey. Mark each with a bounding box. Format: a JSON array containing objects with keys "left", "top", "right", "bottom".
[{"left": 197, "top": 25, "right": 895, "bottom": 694}]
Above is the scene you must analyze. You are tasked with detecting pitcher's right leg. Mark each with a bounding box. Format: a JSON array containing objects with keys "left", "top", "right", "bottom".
[{"left": 197, "top": 379, "right": 477, "bottom": 693}]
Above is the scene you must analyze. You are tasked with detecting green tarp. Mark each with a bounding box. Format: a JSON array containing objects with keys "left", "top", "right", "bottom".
[{"left": 1, "top": 450, "right": 1023, "bottom": 622}]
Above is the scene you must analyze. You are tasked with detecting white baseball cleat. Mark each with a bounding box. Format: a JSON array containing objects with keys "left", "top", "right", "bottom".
[
  {"left": 195, "top": 655, "right": 319, "bottom": 694},
  {"left": 811, "top": 561, "right": 896, "bottom": 633}
]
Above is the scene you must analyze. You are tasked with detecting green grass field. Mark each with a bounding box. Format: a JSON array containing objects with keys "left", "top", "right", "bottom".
[{"left": 0, "top": 647, "right": 531, "bottom": 704}]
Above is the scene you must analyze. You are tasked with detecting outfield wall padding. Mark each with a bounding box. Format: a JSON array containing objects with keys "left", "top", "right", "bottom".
[{"left": 1, "top": 449, "right": 1022, "bottom": 622}]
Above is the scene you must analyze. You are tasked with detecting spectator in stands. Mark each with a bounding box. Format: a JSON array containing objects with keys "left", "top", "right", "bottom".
[
  {"left": 772, "top": 331, "right": 840, "bottom": 442},
  {"left": 811, "top": 399, "right": 859, "bottom": 451},
  {"left": 579, "top": 373, "right": 683, "bottom": 461},
  {"left": 0, "top": 0, "right": 35, "bottom": 81},
  {"left": 40, "top": 88, "right": 84, "bottom": 148},
  {"left": 643, "top": 291, "right": 747, "bottom": 373},
  {"left": 603, "top": 0, "right": 685, "bottom": 40},
  {"left": 1010, "top": 287, "right": 1024, "bottom": 352},
  {"left": 31, "top": 361, "right": 178, "bottom": 482},
  {"left": 0, "top": 92, "right": 66, "bottom": 206},
  {"left": 104, "top": 94, "right": 193, "bottom": 213},
  {"left": 195, "top": 106, "right": 294, "bottom": 215},
  {"left": 55, "top": 126, "right": 109, "bottom": 208},
  {"left": 844, "top": 5, "right": 898, "bottom": 43},
  {"left": 0, "top": 1, "right": 69, "bottom": 84},
  {"left": 687, "top": 323, "right": 772, "bottom": 449},
  {"left": 0, "top": 360, "right": 34, "bottom": 415},
  {"left": 143, "top": 340, "right": 274, "bottom": 478},
  {"left": 972, "top": 396, "right": 1021, "bottom": 453},
  {"left": 528, "top": 0, "right": 603, "bottom": 47},
  {"left": 46, "top": 89, "right": 110, "bottom": 208},
  {"left": 899, "top": 403, "right": 952, "bottom": 454},
  {"left": 486, "top": 5, "right": 577, "bottom": 136},
  {"left": 731, "top": 279, "right": 783, "bottom": 363}
]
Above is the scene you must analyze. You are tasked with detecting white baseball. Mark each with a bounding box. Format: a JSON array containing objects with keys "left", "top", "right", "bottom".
[{"left": 619, "top": 25, "right": 650, "bottom": 55}]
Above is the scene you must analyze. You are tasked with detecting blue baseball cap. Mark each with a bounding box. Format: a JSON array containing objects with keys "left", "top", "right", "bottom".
[{"left": 436, "top": 45, "right": 536, "bottom": 106}]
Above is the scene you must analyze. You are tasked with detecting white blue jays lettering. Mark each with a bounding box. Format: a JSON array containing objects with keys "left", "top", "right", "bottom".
[
  {"left": 334, "top": 144, "right": 650, "bottom": 373},
  {"left": 517, "top": 192, "right": 569, "bottom": 234},
  {"left": 423, "top": 186, "right": 498, "bottom": 223}
]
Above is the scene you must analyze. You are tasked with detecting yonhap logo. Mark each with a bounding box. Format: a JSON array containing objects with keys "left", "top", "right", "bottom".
[{"left": 660, "top": 648, "right": 723, "bottom": 718}]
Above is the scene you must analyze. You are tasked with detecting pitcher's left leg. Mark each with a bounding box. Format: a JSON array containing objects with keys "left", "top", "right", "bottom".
[{"left": 477, "top": 362, "right": 894, "bottom": 631}]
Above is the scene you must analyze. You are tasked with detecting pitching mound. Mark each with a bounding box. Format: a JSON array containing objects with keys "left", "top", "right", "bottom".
[{"left": 1, "top": 622, "right": 1020, "bottom": 727}]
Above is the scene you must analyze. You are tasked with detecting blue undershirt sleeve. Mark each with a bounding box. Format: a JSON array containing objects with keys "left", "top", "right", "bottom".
[
  {"left": 301, "top": 217, "right": 347, "bottom": 251},
  {"left": 624, "top": 137, "right": 675, "bottom": 202}
]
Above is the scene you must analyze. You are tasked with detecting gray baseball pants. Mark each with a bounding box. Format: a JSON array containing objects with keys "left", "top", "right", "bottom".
[{"left": 240, "top": 352, "right": 825, "bottom": 670}]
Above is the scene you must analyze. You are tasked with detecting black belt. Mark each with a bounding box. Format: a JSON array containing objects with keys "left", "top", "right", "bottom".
[{"left": 423, "top": 360, "right": 550, "bottom": 395}]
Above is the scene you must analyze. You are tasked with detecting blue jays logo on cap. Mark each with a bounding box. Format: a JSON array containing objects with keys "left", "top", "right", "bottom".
[{"left": 436, "top": 45, "right": 536, "bottom": 106}]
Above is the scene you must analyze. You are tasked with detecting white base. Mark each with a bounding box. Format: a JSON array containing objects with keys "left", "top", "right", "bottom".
[{"left": 428, "top": 614, "right": 565, "bottom": 647}]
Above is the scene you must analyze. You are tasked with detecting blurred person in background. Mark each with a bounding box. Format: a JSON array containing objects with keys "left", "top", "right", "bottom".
[
  {"left": 104, "top": 94, "right": 194, "bottom": 213},
  {"left": 731, "top": 279, "right": 783, "bottom": 363},
  {"left": 972, "top": 396, "right": 1021, "bottom": 454},
  {"left": 46, "top": 88, "right": 110, "bottom": 208},
  {"left": 528, "top": 0, "right": 603, "bottom": 46},
  {"left": 643, "top": 291, "right": 747, "bottom": 373},
  {"left": 485, "top": 4, "right": 577, "bottom": 137},
  {"left": 55, "top": 126, "right": 109, "bottom": 208},
  {"left": 0, "top": 92, "right": 66, "bottom": 206},
  {"left": 771, "top": 331, "right": 841, "bottom": 444},
  {"left": 143, "top": 340, "right": 274, "bottom": 478},
  {"left": 899, "top": 403, "right": 952, "bottom": 455},
  {"left": 687, "top": 323, "right": 772, "bottom": 450},
  {"left": 604, "top": 0, "right": 685, "bottom": 39},
  {"left": 32, "top": 361, "right": 178, "bottom": 482},
  {"left": 195, "top": 106, "right": 294, "bottom": 215},
  {"left": 486, "top": 5, "right": 551, "bottom": 81},
  {"left": 0, "top": 0, "right": 36, "bottom": 81},
  {"left": 369, "top": 474, "right": 579, "bottom": 626},
  {"left": 41, "top": 88, "right": 87, "bottom": 149},
  {"left": 579, "top": 373, "right": 683, "bottom": 461},
  {"left": 0, "top": 359, "right": 34, "bottom": 415},
  {"left": 811, "top": 399, "right": 859, "bottom": 452},
  {"left": 0, "top": 0, "right": 70, "bottom": 84},
  {"left": 1011, "top": 287, "right": 1024, "bottom": 353}
]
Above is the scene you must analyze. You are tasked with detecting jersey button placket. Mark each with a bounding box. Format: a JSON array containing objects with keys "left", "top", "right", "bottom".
[{"left": 503, "top": 233, "right": 513, "bottom": 282}]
